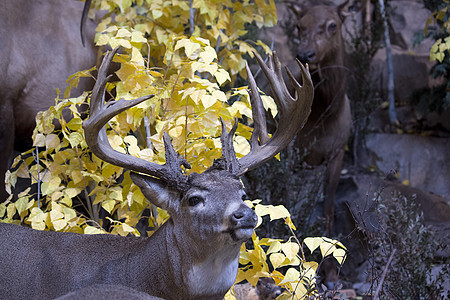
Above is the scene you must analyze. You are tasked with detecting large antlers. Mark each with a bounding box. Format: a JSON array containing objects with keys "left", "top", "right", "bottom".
[
  {"left": 221, "top": 51, "right": 314, "bottom": 176},
  {"left": 84, "top": 47, "right": 313, "bottom": 190},
  {"left": 83, "top": 48, "right": 191, "bottom": 191}
]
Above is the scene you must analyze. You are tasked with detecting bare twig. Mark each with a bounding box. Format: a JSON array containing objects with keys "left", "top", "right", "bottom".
[{"left": 374, "top": 248, "right": 397, "bottom": 299}]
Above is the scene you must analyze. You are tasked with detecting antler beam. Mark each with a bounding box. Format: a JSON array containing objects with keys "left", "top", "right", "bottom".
[
  {"left": 83, "top": 48, "right": 190, "bottom": 191},
  {"left": 221, "top": 51, "right": 314, "bottom": 176}
]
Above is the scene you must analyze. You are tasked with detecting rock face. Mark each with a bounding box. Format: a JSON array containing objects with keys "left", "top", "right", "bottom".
[{"left": 359, "top": 133, "right": 450, "bottom": 202}]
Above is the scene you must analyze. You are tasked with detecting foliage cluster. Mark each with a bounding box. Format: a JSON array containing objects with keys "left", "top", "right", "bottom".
[
  {"left": 370, "top": 193, "right": 447, "bottom": 299},
  {"left": 227, "top": 200, "right": 347, "bottom": 300},
  {"left": 411, "top": 0, "right": 450, "bottom": 115},
  {"left": 0, "top": 0, "right": 348, "bottom": 298}
]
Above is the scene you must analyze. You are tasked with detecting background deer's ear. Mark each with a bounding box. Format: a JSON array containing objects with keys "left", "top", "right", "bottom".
[
  {"left": 337, "top": 0, "right": 353, "bottom": 21},
  {"left": 130, "top": 172, "right": 180, "bottom": 213},
  {"left": 288, "top": 3, "right": 304, "bottom": 18}
]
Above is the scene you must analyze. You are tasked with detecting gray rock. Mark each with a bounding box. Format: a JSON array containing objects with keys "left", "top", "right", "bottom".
[{"left": 358, "top": 133, "right": 450, "bottom": 202}]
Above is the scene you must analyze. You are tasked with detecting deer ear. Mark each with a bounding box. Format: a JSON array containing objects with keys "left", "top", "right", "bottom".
[
  {"left": 337, "top": 0, "right": 352, "bottom": 21},
  {"left": 130, "top": 172, "right": 180, "bottom": 213},
  {"left": 288, "top": 3, "right": 304, "bottom": 17}
]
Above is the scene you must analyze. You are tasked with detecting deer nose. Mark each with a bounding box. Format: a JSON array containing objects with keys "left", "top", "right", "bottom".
[
  {"left": 231, "top": 205, "right": 257, "bottom": 227},
  {"left": 297, "top": 51, "right": 316, "bottom": 64}
]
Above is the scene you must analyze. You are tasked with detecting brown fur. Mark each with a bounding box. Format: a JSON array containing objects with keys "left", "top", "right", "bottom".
[
  {"left": 0, "top": 0, "right": 98, "bottom": 201},
  {"left": 291, "top": 2, "right": 352, "bottom": 235}
]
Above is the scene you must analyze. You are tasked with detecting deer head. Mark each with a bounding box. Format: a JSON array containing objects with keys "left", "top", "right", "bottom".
[
  {"left": 0, "top": 48, "right": 312, "bottom": 300},
  {"left": 291, "top": 1, "right": 350, "bottom": 66}
]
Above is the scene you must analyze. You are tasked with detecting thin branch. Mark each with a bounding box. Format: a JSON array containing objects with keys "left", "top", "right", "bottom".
[
  {"left": 189, "top": 0, "right": 195, "bottom": 35},
  {"left": 374, "top": 248, "right": 397, "bottom": 299}
]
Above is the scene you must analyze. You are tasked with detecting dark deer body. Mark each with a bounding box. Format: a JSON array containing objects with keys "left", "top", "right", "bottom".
[
  {"left": 292, "top": 3, "right": 352, "bottom": 233},
  {"left": 0, "top": 49, "right": 313, "bottom": 299},
  {"left": 0, "top": 0, "right": 97, "bottom": 201}
]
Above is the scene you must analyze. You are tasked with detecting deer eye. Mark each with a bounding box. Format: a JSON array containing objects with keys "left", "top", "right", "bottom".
[
  {"left": 188, "top": 196, "right": 202, "bottom": 206},
  {"left": 328, "top": 22, "right": 337, "bottom": 33},
  {"left": 242, "top": 194, "right": 248, "bottom": 201}
]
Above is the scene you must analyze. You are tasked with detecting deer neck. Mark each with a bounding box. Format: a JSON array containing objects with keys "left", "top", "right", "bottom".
[
  {"left": 310, "top": 38, "right": 347, "bottom": 120},
  {"left": 133, "top": 218, "right": 240, "bottom": 299}
]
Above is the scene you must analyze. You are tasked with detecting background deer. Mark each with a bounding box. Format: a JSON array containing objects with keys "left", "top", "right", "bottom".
[
  {"left": 290, "top": 1, "right": 352, "bottom": 234},
  {"left": 0, "top": 0, "right": 98, "bottom": 201},
  {"left": 0, "top": 48, "right": 313, "bottom": 299}
]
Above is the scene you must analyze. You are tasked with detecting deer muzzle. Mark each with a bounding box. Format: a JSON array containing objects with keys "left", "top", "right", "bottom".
[{"left": 227, "top": 204, "right": 257, "bottom": 242}]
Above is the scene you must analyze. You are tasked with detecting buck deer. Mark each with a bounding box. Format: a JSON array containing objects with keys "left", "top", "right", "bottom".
[
  {"left": 0, "top": 48, "right": 313, "bottom": 299},
  {"left": 0, "top": 0, "right": 98, "bottom": 201},
  {"left": 290, "top": 1, "right": 352, "bottom": 234},
  {"left": 55, "top": 284, "right": 163, "bottom": 300}
]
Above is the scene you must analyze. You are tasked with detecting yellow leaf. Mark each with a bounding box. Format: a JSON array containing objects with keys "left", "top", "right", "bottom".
[
  {"left": 45, "top": 134, "right": 60, "bottom": 150},
  {"left": 280, "top": 268, "right": 300, "bottom": 284},
  {"left": 14, "top": 197, "right": 29, "bottom": 215},
  {"left": 41, "top": 176, "right": 62, "bottom": 196},
  {"left": 261, "top": 95, "right": 278, "bottom": 118},
  {"left": 281, "top": 242, "right": 299, "bottom": 259},
  {"left": 71, "top": 170, "right": 83, "bottom": 184},
  {"left": 269, "top": 205, "right": 290, "bottom": 221},
  {"left": 200, "top": 46, "right": 217, "bottom": 64},
  {"left": 270, "top": 252, "right": 285, "bottom": 269},
  {"left": 201, "top": 95, "right": 216, "bottom": 109},
  {"left": 137, "top": 148, "right": 153, "bottom": 161},
  {"left": 214, "top": 68, "right": 231, "bottom": 85},
  {"left": 169, "top": 125, "right": 184, "bottom": 138},
  {"left": 254, "top": 204, "right": 271, "bottom": 217},
  {"left": 152, "top": 9, "right": 163, "bottom": 19},
  {"left": 212, "top": 90, "right": 227, "bottom": 102},
  {"left": 96, "top": 34, "right": 110, "bottom": 46},
  {"left": 52, "top": 219, "right": 67, "bottom": 231},
  {"left": 33, "top": 133, "right": 45, "bottom": 147},
  {"left": 320, "top": 241, "right": 336, "bottom": 258},
  {"left": 102, "top": 199, "right": 116, "bottom": 214},
  {"left": 67, "top": 132, "right": 84, "bottom": 147},
  {"left": 285, "top": 217, "right": 296, "bottom": 230},
  {"left": 116, "top": 28, "right": 131, "bottom": 38},
  {"left": 304, "top": 237, "right": 322, "bottom": 253},
  {"left": 66, "top": 117, "right": 83, "bottom": 131},
  {"left": 267, "top": 240, "right": 282, "bottom": 254},
  {"left": 232, "top": 101, "right": 252, "bottom": 118},
  {"left": 50, "top": 210, "right": 64, "bottom": 222},
  {"left": 131, "top": 30, "right": 147, "bottom": 43},
  {"left": 302, "top": 261, "right": 318, "bottom": 280},
  {"left": 233, "top": 136, "right": 250, "bottom": 156},
  {"left": 333, "top": 248, "right": 347, "bottom": 265},
  {"left": 131, "top": 47, "right": 144, "bottom": 64},
  {"left": 64, "top": 188, "right": 81, "bottom": 199},
  {"left": 84, "top": 226, "right": 105, "bottom": 234}
]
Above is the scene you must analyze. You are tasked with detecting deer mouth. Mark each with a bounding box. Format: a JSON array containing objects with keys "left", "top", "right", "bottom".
[{"left": 227, "top": 226, "right": 255, "bottom": 242}]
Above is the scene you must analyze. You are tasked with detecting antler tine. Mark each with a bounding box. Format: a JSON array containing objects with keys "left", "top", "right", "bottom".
[
  {"left": 218, "top": 117, "right": 240, "bottom": 174},
  {"left": 83, "top": 47, "right": 190, "bottom": 190},
  {"left": 235, "top": 51, "right": 314, "bottom": 176}
]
